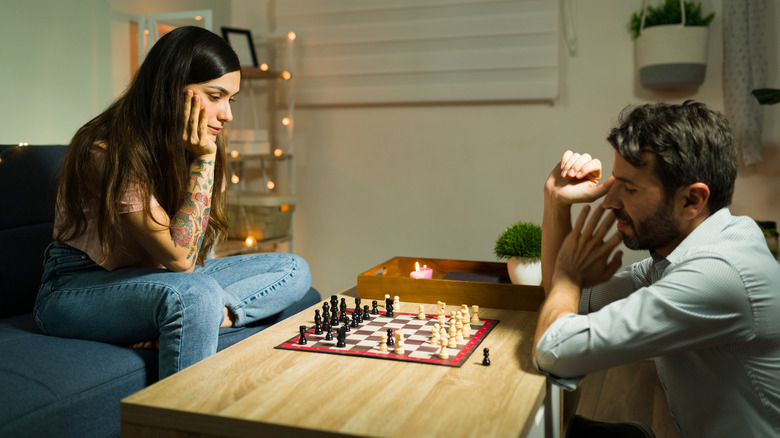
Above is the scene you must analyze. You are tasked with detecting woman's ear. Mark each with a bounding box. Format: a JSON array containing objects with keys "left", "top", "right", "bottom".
[{"left": 680, "top": 182, "right": 710, "bottom": 219}]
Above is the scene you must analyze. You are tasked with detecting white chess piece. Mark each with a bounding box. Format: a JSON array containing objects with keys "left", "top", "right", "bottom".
[
  {"left": 437, "top": 338, "right": 449, "bottom": 359},
  {"left": 461, "top": 309, "right": 471, "bottom": 338},
  {"left": 379, "top": 334, "right": 388, "bottom": 352},
  {"left": 394, "top": 330, "right": 405, "bottom": 354},
  {"left": 455, "top": 314, "right": 464, "bottom": 342},
  {"left": 438, "top": 301, "right": 446, "bottom": 316},
  {"left": 471, "top": 305, "right": 480, "bottom": 323},
  {"left": 394, "top": 295, "right": 400, "bottom": 311},
  {"left": 417, "top": 304, "right": 426, "bottom": 320},
  {"left": 447, "top": 322, "right": 457, "bottom": 348}
]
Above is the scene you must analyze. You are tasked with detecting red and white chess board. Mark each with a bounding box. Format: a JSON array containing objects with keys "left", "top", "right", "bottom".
[{"left": 276, "top": 309, "right": 498, "bottom": 367}]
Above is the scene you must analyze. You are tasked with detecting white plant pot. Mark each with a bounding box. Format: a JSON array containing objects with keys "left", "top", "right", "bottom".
[
  {"left": 635, "top": 25, "right": 709, "bottom": 90},
  {"left": 507, "top": 257, "right": 542, "bottom": 286}
]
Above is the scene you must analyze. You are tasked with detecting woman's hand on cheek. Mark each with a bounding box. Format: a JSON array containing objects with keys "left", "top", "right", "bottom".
[{"left": 182, "top": 90, "right": 217, "bottom": 159}]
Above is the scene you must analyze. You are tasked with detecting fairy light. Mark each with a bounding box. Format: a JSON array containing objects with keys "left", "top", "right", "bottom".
[
  {"left": 273, "top": 148, "right": 283, "bottom": 157},
  {"left": 230, "top": 150, "right": 239, "bottom": 158},
  {"left": 231, "top": 173, "right": 240, "bottom": 184},
  {"left": 266, "top": 180, "right": 275, "bottom": 190},
  {"left": 281, "top": 71, "right": 291, "bottom": 80},
  {"left": 245, "top": 236, "right": 256, "bottom": 246},
  {"left": 287, "top": 31, "right": 296, "bottom": 41},
  {"left": 282, "top": 117, "right": 291, "bottom": 126},
  {"left": 260, "top": 63, "right": 269, "bottom": 71},
  {"left": 194, "top": 16, "right": 202, "bottom": 20}
]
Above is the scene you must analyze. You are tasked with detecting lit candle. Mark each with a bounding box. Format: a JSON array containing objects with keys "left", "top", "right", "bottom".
[{"left": 410, "top": 262, "right": 433, "bottom": 279}]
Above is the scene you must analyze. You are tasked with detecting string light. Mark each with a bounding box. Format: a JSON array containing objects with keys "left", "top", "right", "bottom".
[
  {"left": 230, "top": 150, "right": 239, "bottom": 158},
  {"left": 245, "top": 236, "right": 256, "bottom": 246},
  {"left": 281, "top": 71, "right": 291, "bottom": 80},
  {"left": 194, "top": 16, "right": 202, "bottom": 21},
  {"left": 288, "top": 31, "right": 296, "bottom": 41},
  {"left": 266, "top": 180, "right": 275, "bottom": 190},
  {"left": 260, "top": 63, "right": 269, "bottom": 71},
  {"left": 273, "top": 148, "right": 283, "bottom": 157},
  {"left": 231, "top": 173, "right": 240, "bottom": 184},
  {"left": 282, "top": 117, "right": 291, "bottom": 126}
]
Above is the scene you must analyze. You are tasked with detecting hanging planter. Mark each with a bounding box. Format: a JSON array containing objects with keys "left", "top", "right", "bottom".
[{"left": 632, "top": 0, "right": 715, "bottom": 90}]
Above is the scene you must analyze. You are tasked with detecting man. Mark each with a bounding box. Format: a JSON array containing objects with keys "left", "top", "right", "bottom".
[{"left": 533, "top": 101, "right": 780, "bottom": 437}]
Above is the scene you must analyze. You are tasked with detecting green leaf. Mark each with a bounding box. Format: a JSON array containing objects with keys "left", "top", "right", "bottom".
[
  {"left": 494, "top": 221, "right": 542, "bottom": 260},
  {"left": 630, "top": 0, "right": 715, "bottom": 39},
  {"left": 752, "top": 89, "right": 780, "bottom": 105}
]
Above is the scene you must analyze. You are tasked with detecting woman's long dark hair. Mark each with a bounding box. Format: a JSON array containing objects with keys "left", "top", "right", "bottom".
[{"left": 56, "top": 26, "right": 240, "bottom": 265}]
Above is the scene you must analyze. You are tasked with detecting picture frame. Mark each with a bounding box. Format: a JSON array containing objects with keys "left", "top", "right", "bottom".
[{"left": 221, "top": 27, "right": 258, "bottom": 68}]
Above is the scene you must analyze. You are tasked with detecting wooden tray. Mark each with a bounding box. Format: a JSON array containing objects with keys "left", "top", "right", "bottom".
[{"left": 357, "top": 257, "right": 544, "bottom": 311}]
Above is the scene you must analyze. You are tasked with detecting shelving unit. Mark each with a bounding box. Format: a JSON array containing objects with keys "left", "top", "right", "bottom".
[{"left": 213, "top": 32, "right": 297, "bottom": 258}]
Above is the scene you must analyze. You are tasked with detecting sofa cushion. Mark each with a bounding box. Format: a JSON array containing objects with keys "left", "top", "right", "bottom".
[
  {"left": 0, "top": 287, "right": 320, "bottom": 437},
  {"left": 0, "top": 145, "right": 66, "bottom": 318}
]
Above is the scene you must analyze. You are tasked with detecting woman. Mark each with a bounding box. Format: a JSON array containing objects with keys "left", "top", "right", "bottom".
[{"left": 34, "top": 26, "right": 312, "bottom": 379}]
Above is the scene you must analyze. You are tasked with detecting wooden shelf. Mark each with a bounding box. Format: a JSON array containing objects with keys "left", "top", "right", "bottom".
[
  {"left": 227, "top": 152, "right": 292, "bottom": 162},
  {"left": 213, "top": 235, "right": 292, "bottom": 258},
  {"left": 241, "top": 66, "right": 293, "bottom": 80}
]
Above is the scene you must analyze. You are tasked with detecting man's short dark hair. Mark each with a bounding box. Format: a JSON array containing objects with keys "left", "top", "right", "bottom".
[{"left": 607, "top": 100, "right": 737, "bottom": 213}]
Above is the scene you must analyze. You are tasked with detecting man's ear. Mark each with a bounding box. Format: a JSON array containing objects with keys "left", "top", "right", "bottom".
[{"left": 679, "top": 183, "right": 710, "bottom": 219}]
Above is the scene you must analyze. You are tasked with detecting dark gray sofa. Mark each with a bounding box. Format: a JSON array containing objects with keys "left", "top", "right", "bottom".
[{"left": 0, "top": 144, "right": 320, "bottom": 437}]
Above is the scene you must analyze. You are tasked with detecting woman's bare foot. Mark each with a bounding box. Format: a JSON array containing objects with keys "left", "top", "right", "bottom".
[
  {"left": 221, "top": 306, "right": 235, "bottom": 328},
  {"left": 129, "top": 339, "right": 159, "bottom": 350}
]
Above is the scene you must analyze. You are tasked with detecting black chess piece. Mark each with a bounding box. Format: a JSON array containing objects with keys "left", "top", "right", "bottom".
[
  {"left": 314, "top": 309, "right": 322, "bottom": 326},
  {"left": 336, "top": 326, "right": 347, "bottom": 347},
  {"left": 350, "top": 312, "right": 359, "bottom": 328},
  {"left": 354, "top": 297, "right": 361, "bottom": 310},
  {"left": 322, "top": 302, "right": 330, "bottom": 316},
  {"left": 331, "top": 311, "right": 339, "bottom": 327},
  {"left": 322, "top": 307, "right": 331, "bottom": 324},
  {"left": 385, "top": 300, "right": 394, "bottom": 317},
  {"left": 386, "top": 328, "right": 394, "bottom": 346},
  {"left": 297, "top": 325, "right": 307, "bottom": 345},
  {"left": 325, "top": 328, "right": 333, "bottom": 341},
  {"left": 482, "top": 347, "right": 491, "bottom": 366},
  {"left": 314, "top": 322, "right": 323, "bottom": 335},
  {"left": 363, "top": 305, "right": 371, "bottom": 320},
  {"left": 355, "top": 306, "right": 363, "bottom": 323},
  {"left": 371, "top": 300, "right": 379, "bottom": 315},
  {"left": 340, "top": 297, "right": 348, "bottom": 315}
]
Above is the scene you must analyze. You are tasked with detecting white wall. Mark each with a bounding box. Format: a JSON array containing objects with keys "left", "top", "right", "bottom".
[
  {"left": 2, "top": 1, "right": 777, "bottom": 297},
  {"left": 251, "top": 0, "right": 780, "bottom": 295},
  {"left": 0, "top": 0, "right": 233, "bottom": 144}
]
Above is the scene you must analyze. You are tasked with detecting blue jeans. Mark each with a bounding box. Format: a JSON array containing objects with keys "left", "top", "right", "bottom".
[{"left": 34, "top": 242, "right": 312, "bottom": 379}]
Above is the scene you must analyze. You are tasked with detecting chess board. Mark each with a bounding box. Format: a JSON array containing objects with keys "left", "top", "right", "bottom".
[{"left": 276, "top": 309, "right": 498, "bottom": 367}]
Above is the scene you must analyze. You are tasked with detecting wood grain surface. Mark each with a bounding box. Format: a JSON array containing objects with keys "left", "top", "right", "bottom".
[{"left": 121, "top": 290, "right": 546, "bottom": 438}]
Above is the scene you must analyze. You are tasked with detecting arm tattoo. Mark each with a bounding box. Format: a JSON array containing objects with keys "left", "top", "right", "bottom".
[{"left": 171, "top": 158, "right": 214, "bottom": 262}]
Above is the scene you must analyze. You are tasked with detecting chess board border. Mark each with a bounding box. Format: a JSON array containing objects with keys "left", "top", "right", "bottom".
[{"left": 275, "top": 310, "right": 498, "bottom": 367}]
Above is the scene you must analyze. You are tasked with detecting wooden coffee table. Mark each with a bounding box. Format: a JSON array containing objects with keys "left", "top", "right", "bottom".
[{"left": 121, "top": 288, "right": 553, "bottom": 437}]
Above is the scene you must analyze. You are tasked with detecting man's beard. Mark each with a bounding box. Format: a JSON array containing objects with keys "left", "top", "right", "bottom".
[{"left": 613, "top": 199, "right": 681, "bottom": 251}]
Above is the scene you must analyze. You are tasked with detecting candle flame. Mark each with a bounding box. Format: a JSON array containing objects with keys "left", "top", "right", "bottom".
[
  {"left": 415, "top": 262, "right": 420, "bottom": 271},
  {"left": 245, "top": 236, "right": 256, "bottom": 246}
]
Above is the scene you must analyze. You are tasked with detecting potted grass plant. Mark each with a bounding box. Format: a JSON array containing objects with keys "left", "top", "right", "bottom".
[
  {"left": 494, "top": 221, "right": 542, "bottom": 285},
  {"left": 631, "top": 0, "right": 715, "bottom": 90}
]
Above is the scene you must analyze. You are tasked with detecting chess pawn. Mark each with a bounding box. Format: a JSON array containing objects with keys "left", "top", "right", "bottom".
[
  {"left": 417, "top": 304, "right": 426, "bottom": 320},
  {"left": 394, "top": 330, "right": 405, "bottom": 355},
  {"left": 471, "top": 305, "right": 480, "bottom": 323},
  {"left": 437, "top": 314, "right": 446, "bottom": 328},
  {"left": 393, "top": 295, "right": 400, "bottom": 311},
  {"left": 363, "top": 304, "right": 371, "bottom": 320},
  {"left": 297, "top": 325, "right": 307, "bottom": 345},
  {"left": 447, "top": 322, "right": 457, "bottom": 348},
  {"left": 430, "top": 331, "right": 439, "bottom": 345},
  {"left": 455, "top": 314, "right": 464, "bottom": 342},
  {"left": 379, "top": 334, "right": 388, "bottom": 352},
  {"left": 437, "top": 340, "right": 449, "bottom": 359},
  {"left": 438, "top": 301, "right": 446, "bottom": 316}
]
